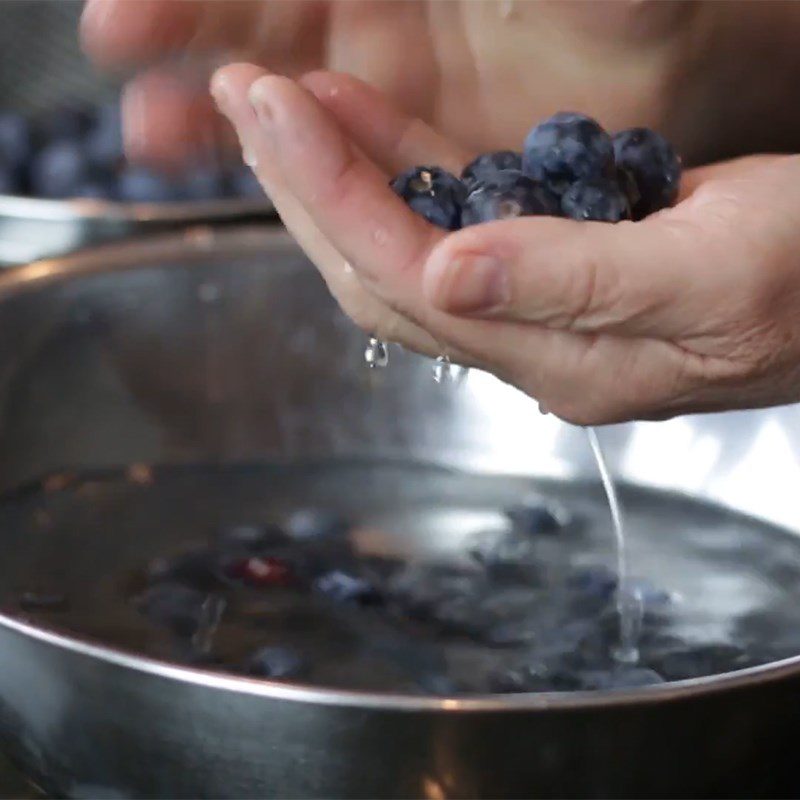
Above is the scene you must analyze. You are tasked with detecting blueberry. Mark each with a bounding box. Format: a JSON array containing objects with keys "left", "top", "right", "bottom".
[
  {"left": 73, "top": 181, "right": 113, "bottom": 200},
  {"left": 314, "top": 569, "right": 381, "bottom": 605},
  {"left": 650, "top": 644, "right": 749, "bottom": 681},
  {"left": 37, "top": 106, "right": 92, "bottom": 143},
  {"left": 116, "top": 165, "right": 178, "bottom": 203},
  {"left": 561, "top": 178, "right": 630, "bottom": 222},
  {"left": 0, "top": 162, "right": 18, "bottom": 195},
  {"left": 576, "top": 667, "right": 664, "bottom": 690},
  {"left": 0, "top": 112, "right": 31, "bottom": 170},
  {"left": 244, "top": 645, "right": 303, "bottom": 679},
  {"left": 85, "top": 103, "right": 123, "bottom": 171},
  {"left": 136, "top": 583, "right": 220, "bottom": 639},
  {"left": 286, "top": 509, "right": 349, "bottom": 541},
  {"left": 145, "top": 549, "right": 223, "bottom": 592},
  {"left": 461, "top": 171, "right": 560, "bottom": 226},
  {"left": 29, "top": 140, "right": 90, "bottom": 198},
  {"left": 505, "top": 500, "right": 566, "bottom": 535},
  {"left": 390, "top": 166, "right": 466, "bottom": 230},
  {"left": 179, "top": 166, "right": 226, "bottom": 201},
  {"left": 612, "top": 127, "right": 681, "bottom": 220},
  {"left": 523, "top": 112, "right": 614, "bottom": 193},
  {"left": 460, "top": 151, "right": 522, "bottom": 190},
  {"left": 627, "top": 578, "right": 672, "bottom": 611},
  {"left": 216, "top": 523, "right": 287, "bottom": 554},
  {"left": 228, "top": 166, "right": 265, "bottom": 199},
  {"left": 566, "top": 566, "right": 618, "bottom": 613}
]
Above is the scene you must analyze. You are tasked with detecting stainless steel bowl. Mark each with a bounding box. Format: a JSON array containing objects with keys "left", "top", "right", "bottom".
[
  {"left": 0, "top": 227, "right": 799, "bottom": 799},
  {"left": 0, "top": 194, "right": 275, "bottom": 266}
]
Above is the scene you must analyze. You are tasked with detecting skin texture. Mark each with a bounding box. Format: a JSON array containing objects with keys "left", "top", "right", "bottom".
[{"left": 81, "top": 0, "right": 800, "bottom": 424}]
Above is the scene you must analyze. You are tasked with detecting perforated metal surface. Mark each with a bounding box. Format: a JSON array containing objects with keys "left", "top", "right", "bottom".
[{"left": 0, "top": 0, "right": 117, "bottom": 115}]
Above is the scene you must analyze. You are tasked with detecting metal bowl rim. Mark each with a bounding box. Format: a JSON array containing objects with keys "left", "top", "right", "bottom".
[
  {"left": 1, "top": 227, "right": 799, "bottom": 712},
  {"left": 0, "top": 193, "right": 274, "bottom": 224}
]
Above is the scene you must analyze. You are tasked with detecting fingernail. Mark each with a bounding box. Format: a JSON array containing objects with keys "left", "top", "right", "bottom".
[
  {"left": 429, "top": 254, "right": 509, "bottom": 315},
  {"left": 210, "top": 72, "right": 233, "bottom": 114},
  {"left": 248, "top": 79, "right": 275, "bottom": 127}
]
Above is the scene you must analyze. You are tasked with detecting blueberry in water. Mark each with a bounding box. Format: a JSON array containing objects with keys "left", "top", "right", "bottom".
[
  {"left": 390, "top": 166, "right": 466, "bottom": 230},
  {"left": 286, "top": 509, "right": 349, "bottom": 541},
  {"left": 314, "top": 569, "right": 381, "bottom": 605},
  {"left": 650, "top": 643, "right": 749, "bottom": 681},
  {"left": 29, "top": 140, "right": 90, "bottom": 198},
  {"left": 136, "top": 583, "right": 218, "bottom": 639},
  {"left": 416, "top": 672, "right": 460, "bottom": 696},
  {"left": 0, "top": 112, "right": 31, "bottom": 171},
  {"left": 504, "top": 500, "right": 566, "bottom": 535},
  {"left": 228, "top": 166, "right": 265, "bottom": 199},
  {"left": 522, "top": 112, "right": 615, "bottom": 193},
  {"left": 612, "top": 127, "right": 681, "bottom": 220},
  {"left": 216, "top": 523, "right": 287, "bottom": 554},
  {"left": 561, "top": 177, "right": 631, "bottom": 222},
  {"left": 576, "top": 667, "right": 664, "bottom": 690},
  {"left": 244, "top": 646, "right": 304, "bottom": 679},
  {"left": 461, "top": 150, "right": 522, "bottom": 190},
  {"left": 461, "top": 171, "right": 561, "bottom": 226},
  {"left": 145, "top": 549, "right": 223, "bottom": 591},
  {"left": 179, "top": 166, "right": 225, "bottom": 201},
  {"left": 627, "top": 578, "right": 672, "bottom": 611},
  {"left": 116, "top": 165, "right": 178, "bottom": 202}
]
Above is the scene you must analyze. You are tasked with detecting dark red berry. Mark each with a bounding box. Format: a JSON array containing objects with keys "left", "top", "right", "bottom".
[{"left": 225, "top": 556, "right": 296, "bottom": 587}]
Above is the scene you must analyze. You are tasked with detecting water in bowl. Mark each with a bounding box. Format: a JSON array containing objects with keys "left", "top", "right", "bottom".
[{"left": 0, "top": 460, "right": 798, "bottom": 695}]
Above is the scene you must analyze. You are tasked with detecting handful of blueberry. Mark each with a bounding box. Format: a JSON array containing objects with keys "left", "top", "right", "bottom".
[
  {"left": 391, "top": 112, "right": 681, "bottom": 228},
  {"left": 0, "top": 100, "right": 265, "bottom": 204}
]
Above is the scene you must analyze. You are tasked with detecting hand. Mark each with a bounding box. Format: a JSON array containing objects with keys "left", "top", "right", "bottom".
[
  {"left": 211, "top": 64, "right": 800, "bottom": 424},
  {"left": 81, "top": 0, "right": 800, "bottom": 166}
]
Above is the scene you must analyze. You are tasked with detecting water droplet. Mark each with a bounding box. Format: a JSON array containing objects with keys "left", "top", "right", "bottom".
[
  {"left": 364, "top": 337, "right": 389, "bottom": 369},
  {"left": 343, "top": 262, "right": 354, "bottom": 274},
  {"left": 432, "top": 355, "right": 468, "bottom": 385},
  {"left": 538, "top": 401, "right": 549, "bottom": 415},
  {"left": 243, "top": 147, "right": 257, "bottom": 168},
  {"left": 372, "top": 227, "right": 389, "bottom": 246}
]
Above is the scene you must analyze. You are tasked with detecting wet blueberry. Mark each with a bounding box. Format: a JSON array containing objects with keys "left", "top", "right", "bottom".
[
  {"left": 0, "top": 112, "right": 31, "bottom": 171},
  {"left": 461, "top": 171, "right": 560, "bottom": 226},
  {"left": 314, "top": 569, "right": 382, "bottom": 605},
  {"left": 523, "top": 112, "right": 615, "bottom": 193},
  {"left": 416, "top": 672, "right": 461, "bottom": 695},
  {"left": 627, "top": 578, "right": 672, "bottom": 611},
  {"left": 116, "top": 165, "right": 178, "bottom": 203},
  {"left": 576, "top": 667, "right": 664, "bottom": 690},
  {"left": 390, "top": 166, "right": 466, "bottom": 230},
  {"left": 460, "top": 151, "right": 522, "bottom": 190},
  {"left": 286, "top": 509, "right": 349, "bottom": 541},
  {"left": 145, "top": 549, "right": 223, "bottom": 592},
  {"left": 650, "top": 643, "right": 748, "bottom": 681},
  {"left": 136, "top": 583, "right": 219, "bottom": 639},
  {"left": 561, "top": 177, "right": 630, "bottom": 222},
  {"left": 29, "top": 140, "right": 90, "bottom": 198},
  {"left": 505, "top": 500, "right": 566, "bottom": 535},
  {"left": 216, "top": 523, "right": 287, "bottom": 554},
  {"left": 613, "top": 127, "right": 681, "bottom": 220},
  {"left": 244, "top": 645, "right": 304, "bottom": 679},
  {"left": 228, "top": 166, "right": 265, "bottom": 199}
]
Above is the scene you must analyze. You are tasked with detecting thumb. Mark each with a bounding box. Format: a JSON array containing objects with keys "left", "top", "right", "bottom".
[{"left": 421, "top": 211, "right": 722, "bottom": 339}]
